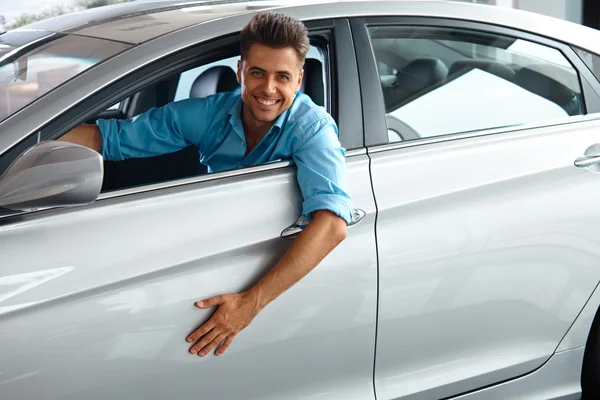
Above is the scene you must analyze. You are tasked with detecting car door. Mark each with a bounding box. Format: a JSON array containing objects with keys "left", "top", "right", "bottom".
[
  {"left": 352, "top": 17, "right": 600, "bottom": 400},
  {"left": 0, "top": 19, "right": 378, "bottom": 400}
]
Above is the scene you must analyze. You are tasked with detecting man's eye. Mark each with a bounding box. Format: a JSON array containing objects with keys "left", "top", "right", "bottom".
[
  {"left": 279, "top": 75, "right": 289, "bottom": 81},
  {"left": 251, "top": 71, "right": 263, "bottom": 77}
]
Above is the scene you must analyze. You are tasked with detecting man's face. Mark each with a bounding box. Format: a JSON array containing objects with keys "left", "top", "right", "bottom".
[{"left": 237, "top": 43, "right": 304, "bottom": 127}]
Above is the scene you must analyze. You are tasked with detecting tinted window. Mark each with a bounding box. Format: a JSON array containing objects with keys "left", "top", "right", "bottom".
[
  {"left": 368, "top": 26, "right": 584, "bottom": 143},
  {"left": 0, "top": 31, "right": 131, "bottom": 122}
]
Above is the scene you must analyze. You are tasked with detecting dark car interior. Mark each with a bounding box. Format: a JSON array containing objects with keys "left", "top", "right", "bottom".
[{"left": 94, "top": 55, "right": 325, "bottom": 192}]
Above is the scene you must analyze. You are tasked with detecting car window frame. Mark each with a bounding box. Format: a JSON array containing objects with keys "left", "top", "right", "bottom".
[
  {"left": 350, "top": 16, "right": 600, "bottom": 148},
  {"left": 0, "top": 17, "right": 363, "bottom": 219}
]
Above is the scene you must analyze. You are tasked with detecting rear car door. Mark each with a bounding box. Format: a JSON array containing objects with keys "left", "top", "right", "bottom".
[
  {"left": 0, "top": 18, "right": 378, "bottom": 400},
  {"left": 352, "top": 16, "right": 600, "bottom": 400}
]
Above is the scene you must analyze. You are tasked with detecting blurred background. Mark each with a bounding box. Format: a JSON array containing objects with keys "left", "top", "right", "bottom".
[
  {"left": 0, "top": 0, "right": 598, "bottom": 31},
  {"left": 0, "top": 0, "right": 133, "bottom": 30}
]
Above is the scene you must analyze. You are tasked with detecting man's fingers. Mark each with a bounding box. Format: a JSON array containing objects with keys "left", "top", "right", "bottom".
[
  {"left": 190, "top": 328, "right": 221, "bottom": 355},
  {"left": 186, "top": 320, "right": 216, "bottom": 344},
  {"left": 198, "top": 332, "right": 229, "bottom": 357},
  {"left": 196, "top": 295, "right": 224, "bottom": 308},
  {"left": 215, "top": 333, "right": 236, "bottom": 356}
]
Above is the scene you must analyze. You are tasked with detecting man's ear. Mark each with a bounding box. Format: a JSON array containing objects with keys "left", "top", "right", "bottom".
[
  {"left": 297, "top": 68, "right": 304, "bottom": 92},
  {"left": 237, "top": 59, "right": 242, "bottom": 84}
]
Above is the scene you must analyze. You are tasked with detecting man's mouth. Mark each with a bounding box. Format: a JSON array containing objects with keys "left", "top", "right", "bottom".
[{"left": 255, "top": 96, "right": 280, "bottom": 107}]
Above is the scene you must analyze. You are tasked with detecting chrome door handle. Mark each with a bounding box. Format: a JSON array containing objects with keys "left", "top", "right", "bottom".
[
  {"left": 281, "top": 208, "right": 366, "bottom": 240},
  {"left": 574, "top": 155, "right": 600, "bottom": 168}
]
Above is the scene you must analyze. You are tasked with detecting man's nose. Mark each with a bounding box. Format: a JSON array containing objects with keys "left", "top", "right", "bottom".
[{"left": 263, "top": 76, "right": 277, "bottom": 94}]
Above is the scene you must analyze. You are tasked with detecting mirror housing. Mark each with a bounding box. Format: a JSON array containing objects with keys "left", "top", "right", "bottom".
[{"left": 0, "top": 141, "right": 103, "bottom": 212}]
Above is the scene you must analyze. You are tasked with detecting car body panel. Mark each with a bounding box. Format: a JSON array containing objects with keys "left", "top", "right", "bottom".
[
  {"left": 557, "top": 279, "right": 600, "bottom": 352},
  {"left": 370, "top": 117, "right": 600, "bottom": 399},
  {"left": 453, "top": 347, "right": 584, "bottom": 400},
  {"left": 1, "top": 1, "right": 600, "bottom": 398},
  {"left": 0, "top": 156, "right": 378, "bottom": 400}
]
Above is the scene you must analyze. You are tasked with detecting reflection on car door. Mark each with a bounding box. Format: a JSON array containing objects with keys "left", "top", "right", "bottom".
[{"left": 0, "top": 156, "right": 377, "bottom": 399}]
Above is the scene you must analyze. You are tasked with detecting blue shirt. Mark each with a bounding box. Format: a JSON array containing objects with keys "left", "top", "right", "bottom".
[{"left": 97, "top": 88, "right": 353, "bottom": 224}]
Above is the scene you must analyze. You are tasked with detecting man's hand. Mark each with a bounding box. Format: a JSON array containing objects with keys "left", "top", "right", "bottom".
[
  {"left": 186, "top": 291, "right": 260, "bottom": 357},
  {"left": 185, "top": 210, "right": 347, "bottom": 358}
]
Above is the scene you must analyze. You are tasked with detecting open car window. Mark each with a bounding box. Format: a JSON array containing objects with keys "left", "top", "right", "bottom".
[
  {"left": 98, "top": 43, "right": 329, "bottom": 193},
  {"left": 0, "top": 30, "right": 131, "bottom": 123}
]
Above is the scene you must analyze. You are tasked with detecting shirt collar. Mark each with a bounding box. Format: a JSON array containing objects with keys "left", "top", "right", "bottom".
[{"left": 227, "top": 91, "right": 246, "bottom": 141}]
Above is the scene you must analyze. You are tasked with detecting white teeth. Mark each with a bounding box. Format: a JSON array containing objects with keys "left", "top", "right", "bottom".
[{"left": 257, "top": 98, "right": 277, "bottom": 106}]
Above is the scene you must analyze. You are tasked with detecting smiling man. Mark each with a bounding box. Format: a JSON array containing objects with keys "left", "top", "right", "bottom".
[{"left": 60, "top": 11, "right": 352, "bottom": 357}]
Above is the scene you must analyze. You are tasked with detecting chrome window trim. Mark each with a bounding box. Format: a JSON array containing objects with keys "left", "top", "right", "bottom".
[{"left": 367, "top": 113, "right": 600, "bottom": 154}]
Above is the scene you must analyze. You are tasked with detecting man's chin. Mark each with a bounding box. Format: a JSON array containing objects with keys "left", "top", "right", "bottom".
[{"left": 250, "top": 109, "right": 280, "bottom": 124}]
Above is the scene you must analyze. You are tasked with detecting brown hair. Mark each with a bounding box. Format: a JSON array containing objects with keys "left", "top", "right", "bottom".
[{"left": 240, "top": 12, "right": 310, "bottom": 64}]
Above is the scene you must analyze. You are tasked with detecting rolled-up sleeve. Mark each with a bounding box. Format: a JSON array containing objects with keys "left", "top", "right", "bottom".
[
  {"left": 293, "top": 117, "right": 353, "bottom": 225},
  {"left": 97, "top": 98, "right": 210, "bottom": 161}
]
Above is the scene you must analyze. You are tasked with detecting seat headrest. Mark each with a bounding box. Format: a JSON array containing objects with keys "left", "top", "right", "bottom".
[
  {"left": 382, "top": 57, "right": 448, "bottom": 112},
  {"left": 449, "top": 59, "right": 515, "bottom": 81},
  {"left": 513, "top": 65, "right": 575, "bottom": 110},
  {"left": 190, "top": 66, "right": 240, "bottom": 98},
  {"left": 396, "top": 57, "right": 448, "bottom": 95},
  {"left": 301, "top": 58, "right": 324, "bottom": 107}
]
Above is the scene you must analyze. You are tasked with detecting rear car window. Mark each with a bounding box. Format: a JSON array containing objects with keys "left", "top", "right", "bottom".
[
  {"left": 0, "top": 30, "right": 131, "bottom": 122},
  {"left": 574, "top": 47, "right": 600, "bottom": 84},
  {"left": 368, "top": 26, "right": 584, "bottom": 143}
]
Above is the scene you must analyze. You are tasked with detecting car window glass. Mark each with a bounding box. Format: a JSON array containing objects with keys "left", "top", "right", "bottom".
[
  {"left": 0, "top": 31, "right": 131, "bottom": 123},
  {"left": 574, "top": 46, "right": 600, "bottom": 84},
  {"left": 368, "top": 26, "right": 584, "bottom": 143}
]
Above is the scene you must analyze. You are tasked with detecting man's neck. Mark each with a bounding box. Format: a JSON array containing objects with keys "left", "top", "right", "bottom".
[{"left": 241, "top": 106, "right": 273, "bottom": 145}]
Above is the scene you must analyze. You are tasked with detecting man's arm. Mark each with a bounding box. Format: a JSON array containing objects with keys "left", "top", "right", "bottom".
[
  {"left": 186, "top": 116, "right": 352, "bottom": 357},
  {"left": 186, "top": 209, "right": 347, "bottom": 357},
  {"left": 59, "top": 124, "right": 102, "bottom": 153},
  {"left": 60, "top": 98, "right": 216, "bottom": 161}
]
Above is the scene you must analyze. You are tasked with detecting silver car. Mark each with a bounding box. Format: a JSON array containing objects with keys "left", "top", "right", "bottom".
[{"left": 2, "top": 1, "right": 600, "bottom": 399}]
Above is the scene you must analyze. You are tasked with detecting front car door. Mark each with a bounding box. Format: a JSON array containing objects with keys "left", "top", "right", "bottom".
[
  {"left": 0, "top": 14, "right": 377, "bottom": 400},
  {"left": 352, "top": 12, "right": 600, "bottom": 400}
]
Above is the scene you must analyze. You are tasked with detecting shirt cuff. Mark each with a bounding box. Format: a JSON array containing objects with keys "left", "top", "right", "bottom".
[
  {"left": 96, "top": 119, "right": 123, "bottom": 161},
  {"left": 302, "top": 193, "right": 353, "bottom": 225}
]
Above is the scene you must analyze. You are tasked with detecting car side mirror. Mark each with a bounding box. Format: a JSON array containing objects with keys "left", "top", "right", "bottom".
[{"left": 0, "top": 141, "right": 103, "bottom": 212}]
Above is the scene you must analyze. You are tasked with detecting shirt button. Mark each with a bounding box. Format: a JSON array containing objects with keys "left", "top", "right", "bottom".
[{"left": 240, "top": 140, "right": 244, "bottom": 145}]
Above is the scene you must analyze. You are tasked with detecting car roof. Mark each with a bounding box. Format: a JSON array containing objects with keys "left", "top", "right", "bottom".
[{"left": 5, "top": 0, "right": 600, "bottom": 54}]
